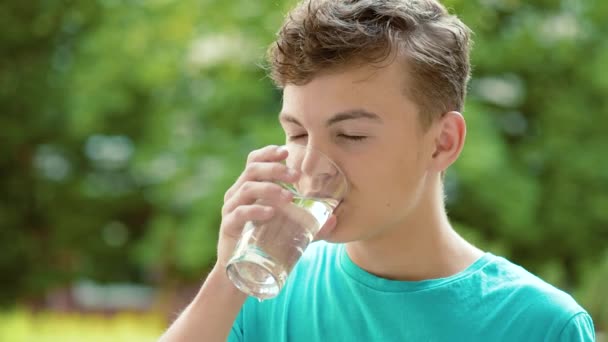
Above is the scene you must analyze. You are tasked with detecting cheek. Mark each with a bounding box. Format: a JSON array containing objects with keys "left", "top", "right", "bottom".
[
  {"left": 376, "top": 159, "right": 415, "bottom": 206},
  {"left": 349, "top": 150, "right": 423, "bottom": 221},
  {"left": 330, "top": 151, "right": 425, "bottom": 242}
]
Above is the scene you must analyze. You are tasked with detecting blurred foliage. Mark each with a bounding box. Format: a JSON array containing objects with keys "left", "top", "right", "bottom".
[
  {"left": 0, "top": 0, "right": 606, "bottom": 331},
  {"left": 0, "top": 310, "right": 163, "bottom": 341}
]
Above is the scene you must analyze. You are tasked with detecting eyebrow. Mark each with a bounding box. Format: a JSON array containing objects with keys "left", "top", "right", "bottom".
[{"left": 279, "top": 109, "right": 383, "bottom": 127}]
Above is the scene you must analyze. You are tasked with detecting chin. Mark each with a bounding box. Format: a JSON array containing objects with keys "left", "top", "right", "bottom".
[{"left": 322, "top": 217, "right": 363, "bottom": 244}]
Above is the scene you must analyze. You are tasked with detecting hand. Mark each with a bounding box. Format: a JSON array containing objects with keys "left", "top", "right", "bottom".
[{"left": 216, "top": 145, "right": 299, "bottom": 269}]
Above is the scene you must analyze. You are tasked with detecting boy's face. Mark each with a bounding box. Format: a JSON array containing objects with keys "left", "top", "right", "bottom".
[{"left": 280, "top": 61, "right": 439, "bottom": 243}]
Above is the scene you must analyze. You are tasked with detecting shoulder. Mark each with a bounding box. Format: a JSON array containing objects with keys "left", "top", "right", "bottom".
[
  {"left": 479, "top": 254, "right": 595, "bottom": 339},
  {"left": 485, "top": 255, "right": 582, "bottom": 313}
]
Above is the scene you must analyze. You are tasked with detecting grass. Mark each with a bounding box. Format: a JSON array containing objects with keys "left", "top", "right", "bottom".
[{"left": 0, "top": 309, "right": 165, "bottom": 342}]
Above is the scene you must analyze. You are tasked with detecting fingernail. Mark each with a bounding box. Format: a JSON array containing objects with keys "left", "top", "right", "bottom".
[
  {"left": 277, "top": 145, "right": 288, "bottom": 154},
  {"left": 282, "top": 189, "right": 293, "bottom": 199},
  {"left": 287, "top": 168, "right": 299, "bottom": 179}
]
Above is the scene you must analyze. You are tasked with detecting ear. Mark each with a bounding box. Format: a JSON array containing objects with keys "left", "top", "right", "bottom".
[{"left": 429, "top": 111, "right": 466, "bottom": 173}]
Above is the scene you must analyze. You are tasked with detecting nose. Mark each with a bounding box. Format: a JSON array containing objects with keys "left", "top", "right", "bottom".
[{"left": 294, "top": 145, "right": 338, "bottom": 198}]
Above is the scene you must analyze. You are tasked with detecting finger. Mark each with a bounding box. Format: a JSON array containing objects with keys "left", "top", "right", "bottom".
[
  {"left": 222, "top": 181, "right": 293, "bottom": 215},
  {"left": 224, "top": 146, "right": 293, "bottom": 202},
  {"left": 221, "top": 204, "right": 275, "bottom": 239},
  {"left": 246, "top": 145, "right": 288, "bottom": 164},
  {"left": 242, "top": 161, "right": 299, "bottom": 183},
  {"left": 225, "top": 162, "right": 299, "bottom": 202},
  {"left": 313, "top": 214, "right": 337, "bottom": 242}
]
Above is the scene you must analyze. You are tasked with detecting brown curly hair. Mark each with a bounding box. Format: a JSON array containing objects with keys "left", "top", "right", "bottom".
[{"left": 267, "top": 0, "right": 472, "bottom": 129}]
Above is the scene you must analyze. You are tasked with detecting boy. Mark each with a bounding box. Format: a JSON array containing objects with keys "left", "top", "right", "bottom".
[{"left": 161, "top": 0, "right": 595, "bottom": 340}]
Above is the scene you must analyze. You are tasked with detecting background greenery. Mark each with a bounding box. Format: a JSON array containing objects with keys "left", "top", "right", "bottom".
[{"left": 1, "top": 0, "right": 606, "bottom": 338}]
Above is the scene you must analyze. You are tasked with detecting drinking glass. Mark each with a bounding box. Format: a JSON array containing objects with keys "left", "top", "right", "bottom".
[{"left": 226, "top": 144, "right": 347, "bottom": 299}]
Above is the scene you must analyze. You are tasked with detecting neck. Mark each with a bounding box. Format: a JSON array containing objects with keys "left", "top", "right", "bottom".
[{"left": 346, "top": 176, "right": 483, "bottom": 281}]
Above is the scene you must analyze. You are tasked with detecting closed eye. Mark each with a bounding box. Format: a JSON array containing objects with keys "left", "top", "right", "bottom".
[
  {"left": 338, "top": 134, "right": 367, "bottom": 141},
  {"left": 288, "top": 134, "right": 367, "bottom": 142},
  {"left": 288, "top": 134, "right": 308, "bottom": 141}
]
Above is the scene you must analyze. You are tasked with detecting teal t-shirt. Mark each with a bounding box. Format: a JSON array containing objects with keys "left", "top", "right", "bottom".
[{"left": 229, "top": 242, "right": 595, "bottom": 341}]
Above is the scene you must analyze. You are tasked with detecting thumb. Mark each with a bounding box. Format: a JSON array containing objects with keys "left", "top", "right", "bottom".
[{"left": 313, "top": 214, "right": 337, "bottom": 242}]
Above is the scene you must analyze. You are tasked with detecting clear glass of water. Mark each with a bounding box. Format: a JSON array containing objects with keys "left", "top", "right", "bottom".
[{"left": 226, "top": 144, "right": 348, "bottom": 300}]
